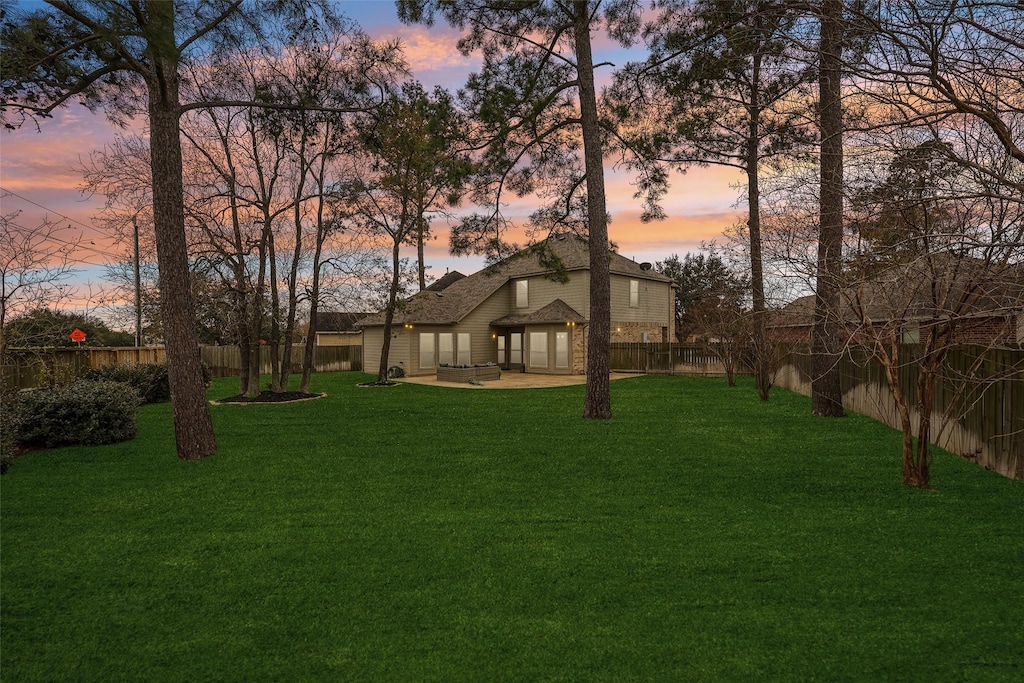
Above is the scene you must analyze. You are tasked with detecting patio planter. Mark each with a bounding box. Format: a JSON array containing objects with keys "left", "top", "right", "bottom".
[{"left": 436, "top": 364, "right": 501, "bottom": 383}]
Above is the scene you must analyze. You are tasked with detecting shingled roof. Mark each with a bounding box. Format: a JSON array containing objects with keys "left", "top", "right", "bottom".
[
  {"left": 490, "top": 299, "right": 587, "bottom": 327},
  {"left": 768, "top": 258, "right": 1024, "bottom": 329},
  {"left": 357, "top": 235, "right": 671, "bottom": 328}
]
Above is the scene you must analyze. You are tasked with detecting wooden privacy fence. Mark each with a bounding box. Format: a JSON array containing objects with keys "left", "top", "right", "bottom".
[
  {"left": 774, "top": 345, "right": 1023, "bottom": 480},
  {"left": 610, "top": 343, "right": 744, "bottom": 377},
  {"left": 2, "top": 345, "right": 362, "bottom": 389},
  {"left": 199, "top": 345, "right": 362, "bottom": 378},
  {"left": 1, "top": 347, "right": 167, "bottom": 390}
]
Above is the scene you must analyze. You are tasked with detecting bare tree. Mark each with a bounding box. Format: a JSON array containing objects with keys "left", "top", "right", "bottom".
[
  {"left": 2, "top": 1, "right": 405, "bottom": 455},
  {"left": 1, "top": 211, "right": 82, "bottom": 358},
  {"left": 843, "top": 125, "right": 1024, "bottom": 487}
]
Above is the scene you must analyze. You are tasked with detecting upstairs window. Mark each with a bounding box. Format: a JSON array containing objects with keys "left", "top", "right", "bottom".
[
  {"left": 629, "top": 279, "right": 639, "bottom": 308},
  {"left": 516, "top": 279, "right": 529, "bottom": 308}
]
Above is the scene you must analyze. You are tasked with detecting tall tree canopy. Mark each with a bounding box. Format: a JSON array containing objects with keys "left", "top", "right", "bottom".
[
  {"left": 1, "top": 1, "right": 400, "bottom": 458},
  {"left": 397, "top": 0, "right": 648, "bottom": 419},
  {"left": 612, "top": 0, "right": 814, "bottom": 400}
]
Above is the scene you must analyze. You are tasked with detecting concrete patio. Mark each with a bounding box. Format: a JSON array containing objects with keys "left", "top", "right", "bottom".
[{"left": 397, "top": 372, "right": 639, "bottom": 389}]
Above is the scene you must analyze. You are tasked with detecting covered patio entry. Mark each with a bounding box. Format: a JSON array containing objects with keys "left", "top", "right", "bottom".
[{"left": 490, "top": 299, "right": 587, "bottom": 375}]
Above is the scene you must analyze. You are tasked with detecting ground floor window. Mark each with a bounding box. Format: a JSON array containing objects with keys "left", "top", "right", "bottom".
[
  {"left": 555, "top": 331, "right": 569, "bottom": 369},
  {"left": 529, "top": 331, "right": 548, "bottom": 368},
  {"left": 457, "top": 333, "right": 471, "bottom": 365},
  {"left": 510, "top": 333, "right": 522, "bottom": 365},
  {"left": 438, "top": 333, "right": 454, "bottom": 366},
  {"left": 419, "top": 333, "right": 435, "bottom": 369}
]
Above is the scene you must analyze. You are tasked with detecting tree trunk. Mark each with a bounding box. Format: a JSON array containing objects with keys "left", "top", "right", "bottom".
[
  {"left": 144, "top": 3, "right": 216, "bottom": 459},
  {"left": 267, "top": 229, "right": 282, "bottom": 392},
  {"left": 904, "top": 366, "right": 936, "bottom": 488},
  {"left": 575, "top": 1, "right": 612, "bottom": 420},
  {"left": 417, "top": 215, "right": 427, "bottom": 292},
  {"left": 300, "top": 197, "right": 327, "bottom": 394},
  {"left": 811, "top": 0, "right": 846, "bottom": 418},
  {"left": 377, "top": 241, "right": 403, "bottom": 384},
  {"left": 300, "top": 301, "right": 317, "bottom": 394},
  {"left": 746, "top": 88, "right": 771, "bottom": 402}
]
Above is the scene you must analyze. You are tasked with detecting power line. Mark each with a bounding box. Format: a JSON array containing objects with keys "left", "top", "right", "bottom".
[
  {"left": 0, "top": 185, "right": 100, "bottom": 234},
  {"left": 3, "top": 217, "right": 126, "bottom": 264}
]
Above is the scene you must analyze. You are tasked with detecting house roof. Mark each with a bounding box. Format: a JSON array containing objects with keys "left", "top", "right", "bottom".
[
  {"left": 357, "top": 235, "right": 672, "bottom": 328},
  {"left": 768, "top": 258, "right": 1024, "bottom": 329},
  {"left": 317, "top": 311, "right": 368, "bottom": 333},
  {"left": 425, "top": 270, "right": 467, "bottom": 292},
  {"left": 490, "top": 299, "right": 587, "bottom": 327}
]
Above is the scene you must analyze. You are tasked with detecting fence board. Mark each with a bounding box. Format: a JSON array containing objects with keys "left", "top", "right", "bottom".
[
  {"left": 775, "top": 345, "right": 1023, "bottom": 480},
  {"left": 2, "top": 344, "right": 362, "bottom": 388},
  {"left": 609, "top": 343, "right": 744, "bottom": 377}
]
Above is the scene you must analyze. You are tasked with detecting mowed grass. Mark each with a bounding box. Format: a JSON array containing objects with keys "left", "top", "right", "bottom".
[{"left": 2, "top": 373, "right": 1022, "bottom": 681}]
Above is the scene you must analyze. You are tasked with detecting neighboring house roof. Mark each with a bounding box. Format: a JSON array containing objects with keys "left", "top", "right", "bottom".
[
  {"left": 358, "top": 235, "right": 671, "bottom": 328},
  {"left": 317, "top": 312, "right": 367, "bottom": 333},
  {"left": 490, "top": 299, "right": 587, "bottom": 327},
  {"left": 425, "top": 270, "right": 467, "bottom": 292},
  {"left": 768, "top": 258, "right": 1024, "bottom": 329}
]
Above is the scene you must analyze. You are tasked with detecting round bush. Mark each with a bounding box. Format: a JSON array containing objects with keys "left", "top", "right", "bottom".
[
  {"left": 85, "top": 363, "right": 170, "bottom": 404},
  {"left": 14, "top": 380, "right": 140, "bottom": 448}
]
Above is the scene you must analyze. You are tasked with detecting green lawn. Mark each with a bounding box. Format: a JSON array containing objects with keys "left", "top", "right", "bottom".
[{"left": 2, "top": 373, "right": 1022, "bottom": 681}]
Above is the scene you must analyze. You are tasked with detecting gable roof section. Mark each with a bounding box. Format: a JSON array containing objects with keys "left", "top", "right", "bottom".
[
  {"left": 425, "top": 270, "right": 466, "bottom": 292},
  {"left": 358, "top": 235, "right": 671, "bottom": 328},
  {"left": 490, "top": 299, "right": 586, "bottom": 327}
]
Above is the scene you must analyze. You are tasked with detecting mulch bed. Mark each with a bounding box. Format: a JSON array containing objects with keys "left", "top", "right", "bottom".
[{"left": 214, "top": 391, "right": 324, "bottom": 404}]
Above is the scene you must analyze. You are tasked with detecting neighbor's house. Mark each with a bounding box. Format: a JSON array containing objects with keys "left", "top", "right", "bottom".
[
  {"left": 358, "top": 235, "right": 676, "bottom": 377},
  {"left": 767, "top": 259, "right": 1024, "bottom": 346},
  {"left": 314, "top": 312, "right": 367, "bottom": 347}
]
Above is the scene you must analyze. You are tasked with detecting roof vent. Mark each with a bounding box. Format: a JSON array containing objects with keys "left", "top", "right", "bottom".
[{"left": 639, "top": 262, "right": 652, "bottom": 271}]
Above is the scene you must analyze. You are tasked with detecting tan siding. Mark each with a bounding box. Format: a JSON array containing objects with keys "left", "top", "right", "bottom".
[
  {"left": 512, "top": 272, "right": 589, "bottom": 316},
  {"left": 609, "top": 275, "right": 672, "bottom": 322},
  {"left": 315, "top": 332, "right": 362, "bottom": 347},
  {"left": 361, "top": 326, "right": 413, "bottom": 376},
  {"left": 459, "top": 285, "right": 514, "bottom": 364}
]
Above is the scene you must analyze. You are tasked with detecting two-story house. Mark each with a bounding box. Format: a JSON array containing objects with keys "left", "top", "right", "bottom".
[{"left": 358, "top": 235, "right": 676, "bottom": 376}]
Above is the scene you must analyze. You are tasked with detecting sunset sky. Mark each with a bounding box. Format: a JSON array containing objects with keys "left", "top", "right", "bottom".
[{"left": 0, "top": 1, "right": 746, "bottom": 309}]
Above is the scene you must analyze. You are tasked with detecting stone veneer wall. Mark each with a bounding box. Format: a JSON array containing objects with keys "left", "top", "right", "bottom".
[
  {"left": 611, "top": 321, "right": 673, "bottom": 343},
  {"left": 572, "top": 327, "right": 586, "bottom": 374}
]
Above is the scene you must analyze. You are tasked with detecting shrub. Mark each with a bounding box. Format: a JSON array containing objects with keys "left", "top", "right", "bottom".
[
  {"left": 14, "top": 380, "right": 140, "bottom": 448},
  {"left": 84, "top": 362, "right": 211, "bottom": 404},
  {"left": 85, "top": 363, "right": 170, "bottom": 404},
  {"left": 1, "top": 394, "right": 20, "bottom": 474}
]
